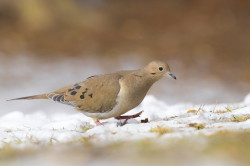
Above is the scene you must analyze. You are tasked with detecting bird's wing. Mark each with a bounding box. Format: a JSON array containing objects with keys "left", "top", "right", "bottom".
[{"left": 50, "top": 74, "right": 122, "bottom": 113}]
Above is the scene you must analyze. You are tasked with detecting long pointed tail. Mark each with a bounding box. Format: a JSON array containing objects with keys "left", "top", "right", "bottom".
[{"left": 7, "top": 94, "right": 48, "bottom": 101}]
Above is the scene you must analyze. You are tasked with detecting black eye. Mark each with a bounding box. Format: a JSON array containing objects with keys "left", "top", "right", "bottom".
[{"left": 159, "top": 67, "right": 163, "bottom": 71}]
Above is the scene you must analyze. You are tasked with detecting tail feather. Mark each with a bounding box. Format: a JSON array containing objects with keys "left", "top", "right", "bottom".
[{"left": 7, "top": 94, "right": 48, "bottom": 101}]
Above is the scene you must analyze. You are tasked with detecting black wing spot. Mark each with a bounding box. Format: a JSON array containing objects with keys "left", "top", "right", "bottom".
[
  {"left": 68, "top": 88, "right": 74, "bottom": 92},
  {"left": 89, "top": 93, "right": 93, "bottom": 98},
  {"left": 71, "top": 91, "right": 77, "bottom": 95},
  {"left": 75, "top": 85, "right": 81, "bottom": 89},
  {"left": 80, "top": 88, "right": 88, "bottom": 99},
  {"left": 87, "top": 75, "right": 96, "bottom": 79}
]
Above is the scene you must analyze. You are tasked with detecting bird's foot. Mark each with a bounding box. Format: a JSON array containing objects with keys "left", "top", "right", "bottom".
[
  {"left": 116, "top": 111, "right": 143, "bottom": 126},
  {"left": 94, "top": 119, "right": 103, "bottom": 126},
  {"left": 115, "top": 111, "right": 143, "bottom": 120}
]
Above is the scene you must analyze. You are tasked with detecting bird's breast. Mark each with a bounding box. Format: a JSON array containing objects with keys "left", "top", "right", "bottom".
[{"left": 81, "top": 77, "right": 153, "bottom": 119}]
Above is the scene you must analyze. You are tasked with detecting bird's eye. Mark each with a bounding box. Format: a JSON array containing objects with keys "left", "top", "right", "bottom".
[{"left": 158, "top": 67, "right": 163, "bottom": 71}]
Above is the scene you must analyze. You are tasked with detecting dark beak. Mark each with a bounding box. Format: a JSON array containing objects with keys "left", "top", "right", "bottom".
[{"left": 168, "top": 72, "right": 177, "bottom": 80}]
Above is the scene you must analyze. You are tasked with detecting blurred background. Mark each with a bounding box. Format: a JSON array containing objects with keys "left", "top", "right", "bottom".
[
  {"left": 1, "top": 1, "right": 250, "bottom": 166},
  {"left": 0, "top": 0, "right": 250, "bottom": 114}
]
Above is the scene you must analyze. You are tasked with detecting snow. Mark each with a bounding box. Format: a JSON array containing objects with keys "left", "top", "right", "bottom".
[
  {"left": 244, "top": 93, "right": 250, "bottom": 104},
  {"left": 0, "top": 94, "right": 250, "bottom": 148},
  {"left": 0, "top": 56, "right": 249, "bottom": 149}
]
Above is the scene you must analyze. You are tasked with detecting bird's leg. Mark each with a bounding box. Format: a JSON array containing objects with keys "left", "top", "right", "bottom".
[
  {"left": 116, "top": 111, "right": 143, "bottom": 126},
  {"left": 116, "top": 111, "right": 143, "bottom": 120},
  {"left": 93, "top": 118, "right": 103, "bottom": 126}
]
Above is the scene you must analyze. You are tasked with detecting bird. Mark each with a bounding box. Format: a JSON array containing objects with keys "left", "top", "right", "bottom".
[{"left": 8, "top": 61, "right": 176, "bottom": 126}]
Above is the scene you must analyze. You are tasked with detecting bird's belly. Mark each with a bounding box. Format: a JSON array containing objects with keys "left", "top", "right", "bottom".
[
  {"left": 80, "top": 78, "right": 148, "bottom": 119},
  {"left": 81, "top": 92, "right": 134, "bottom": 119},
  {"left": 80, "top": 98, "right": 132, "bottom": 119}
]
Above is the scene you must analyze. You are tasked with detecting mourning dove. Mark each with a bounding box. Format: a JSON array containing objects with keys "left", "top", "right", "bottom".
[{"left": 8, "top": 61, "right": 176, "bottom": 126}]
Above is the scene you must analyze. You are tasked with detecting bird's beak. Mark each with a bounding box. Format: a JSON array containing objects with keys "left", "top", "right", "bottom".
[{"left": 168, "top": 72, "right": 177, "bottom": 80}]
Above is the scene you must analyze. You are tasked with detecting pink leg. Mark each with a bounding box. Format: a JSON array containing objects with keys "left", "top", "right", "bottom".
[
  {"left": 115, "top": 111, "right": 143, "bottom": 126},
  {"left": 116, "top": 111, "right": 143, "bottom": 120},
  {"left": 93, "top": 119, "right": 103, "bottom": 126}
]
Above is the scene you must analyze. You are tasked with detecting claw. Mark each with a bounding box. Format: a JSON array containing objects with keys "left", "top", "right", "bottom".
[{"left": 116, "top": 119, "right": 129, "bottom": 127}]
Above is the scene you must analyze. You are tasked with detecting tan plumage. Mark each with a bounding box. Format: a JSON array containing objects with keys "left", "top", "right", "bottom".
[{"left": 8, "top": 61, "right": 176, "bottom": 125}]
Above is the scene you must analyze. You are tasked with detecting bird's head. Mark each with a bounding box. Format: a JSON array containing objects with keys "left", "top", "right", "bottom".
[{"left": 144, "top": 61, "right": 177, "bottom": 81}]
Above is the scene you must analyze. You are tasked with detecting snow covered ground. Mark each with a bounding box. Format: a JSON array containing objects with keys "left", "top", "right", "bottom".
[
  {"left": 1, "top": 94, "right": 250, "bottom": 149},
  {"left": 1, "top": 56, "right": 250, "bottom": 166}
]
